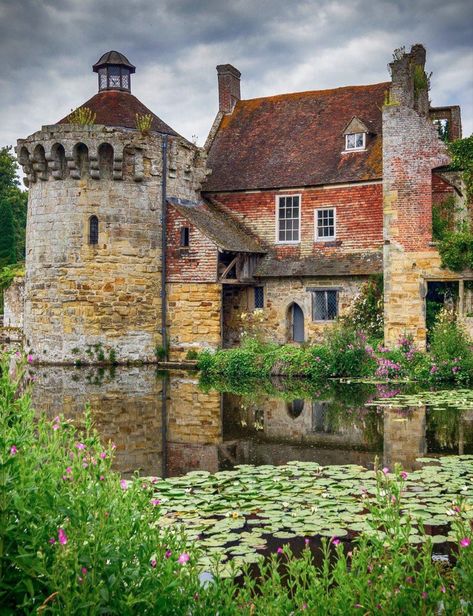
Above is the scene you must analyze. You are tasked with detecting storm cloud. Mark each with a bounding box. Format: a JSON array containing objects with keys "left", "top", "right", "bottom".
[{"left": 1, "top": 0, "right": 472, "bottom": 159}]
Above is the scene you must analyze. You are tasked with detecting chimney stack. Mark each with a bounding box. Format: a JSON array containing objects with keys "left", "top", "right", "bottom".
[{"left": 216, "top": 64, "right": 241, "bottom": 114}]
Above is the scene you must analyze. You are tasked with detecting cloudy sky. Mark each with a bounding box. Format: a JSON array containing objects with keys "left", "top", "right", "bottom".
[{"left": 1, "top": 0, "right": 472, "bottom": 158}]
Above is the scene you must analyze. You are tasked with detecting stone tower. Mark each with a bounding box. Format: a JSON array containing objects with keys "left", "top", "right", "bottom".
[{"left": 17, "top": 51, "right": 207, "bottom": 363}]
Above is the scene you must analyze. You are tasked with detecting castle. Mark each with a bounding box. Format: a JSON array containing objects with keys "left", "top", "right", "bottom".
[{"left": 9, "top": 44, "right": 472, "bottom": 363}]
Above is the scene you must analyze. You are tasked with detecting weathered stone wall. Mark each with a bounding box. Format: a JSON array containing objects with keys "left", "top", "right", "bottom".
[
  {"left": 383, "top": 46, "right": 454, "bottom": 349},
  {"left": 167, "top": 282, "right": 222, "bottom": 359},
  {"left": 31, "top": 366, "right": 163, "bottom": 476},
  {"left": 17, "top": 124, "right": 206, "bottom": 363},
  {"left": 383, "top": 407, "right": 426, "bottom": 470},
  {"left": 223, "top": 276, "right": 366, "bottom": 346},
  {"left": 3, "top": 276, "right": 25, "bottom": 328}
]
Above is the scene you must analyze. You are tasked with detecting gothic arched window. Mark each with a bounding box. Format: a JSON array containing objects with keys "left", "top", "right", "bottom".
[{"left": 89, "top": 215, "right": 99, "bottom": 245}]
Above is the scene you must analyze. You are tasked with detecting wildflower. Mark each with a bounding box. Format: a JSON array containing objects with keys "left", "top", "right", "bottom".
[
  {"left": 150, "top": 498, "right": 161, "bottom": 506},
  {"left": 459, "top": 537, "right": 471, "bottom": 548},
  {"left": 100, "top": 452, "right": 107, "bottom": 459},
  {"left": 421, "top": 592, "right": 428, "bottom": 599},
  {"left": 99, "top": 475, "right": 105, "bottom": 481},
  {"left": 58, "top": 528, "right": 68, "bottom": 545},
  {"left": 178, "top": 552, "right": 190, "bottom": 564},
  {"left": 150, "top": 559, "right": 157, "bottom": 568},
  {"left": 27, "top": 354, "right": 33, "bottom": 363},
  {"left": 400, "top": 471, "right": 408, "bottom": 480},
  {"left": 66, "top": 467, "right": 72, "bottom": 474},
  {"left": 76, "top": 442, "right": 86, "bottom": 451},
  {"left": 151, "top": 477, "right": 159, "bottom": 484},
  {"left": 331, "top": 537, "right": 340, "bottom": 546},
  {"left": 10, "top": 445, "right": 17, "bottom": 456},
  {"left": 441, "top": 586, "right": 446, "bottom": 594},
  {"left": 277, "top": 547, "right": 283, "bottom": 554},
  {"left": 49, "top": 537, "right": 56, "bottom": 544},
  {"left": 120, "top": 479, "right": 128, "bottom": 490},
  {"left": 304, "top": 538, "right": 310, "bottom": 546},
  {"left": 430, "top": 364, "right": 438, "bottom": 374},
  {"left": 81, "top": 567, "right": 87, "bottom": 576},
  {"left": 452, "top": 366, "right": 460, "bottom": 374},
  {"left": 82, "top": 462, "right": 88, "bottom": 468},
  {"left": 53, "top": 422, "right": 60, "bottom": 430},
  {"left": 165, "top": 550, "right": 172, "bottom": 558},
  {"left": 382, "top": 467, "right": 389, "bottom": 475}
]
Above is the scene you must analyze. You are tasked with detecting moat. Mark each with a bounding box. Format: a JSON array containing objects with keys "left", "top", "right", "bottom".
[{"left": 30, "top": 365, "right": 473, "bottom": 478}]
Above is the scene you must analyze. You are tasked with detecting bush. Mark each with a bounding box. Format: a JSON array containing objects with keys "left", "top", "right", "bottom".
[
  {"left": 339, "top": 277, "right": 384, "bottom": 339},
  {"left": 324, "top": 325, "right": 376, "bottom": 378},
  {"left": 427, "top": 308, "right": 473, "bottom": 384}
]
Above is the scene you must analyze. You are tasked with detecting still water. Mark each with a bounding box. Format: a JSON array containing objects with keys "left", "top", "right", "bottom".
[{"left": 30, "top": 366, "right": 473, "bottom": 478}]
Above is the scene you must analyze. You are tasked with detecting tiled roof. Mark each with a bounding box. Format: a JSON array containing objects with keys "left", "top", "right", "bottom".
[
  {"left": 254, "top": 251, "right": 383, "bottom": 277},
  {"left": 57, "top": 91, "right": 178, "bottom": 136},
  {"left": 167, "top": 197, "right": 265, "bottom": 253},
  {"left": 205, "top": 82, "right": 389, "bottom": 192}
]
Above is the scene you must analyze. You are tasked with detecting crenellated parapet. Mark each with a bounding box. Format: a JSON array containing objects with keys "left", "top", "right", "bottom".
[{"left": 16, "top": 124, "right": 208, "bottom": 191}]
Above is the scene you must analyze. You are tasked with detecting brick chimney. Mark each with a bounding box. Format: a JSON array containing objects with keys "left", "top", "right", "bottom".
[
  {"left": 389, "top": 44, "right": 429, "bottom": 115},
  {"left": 216, "top": 64, "right": 241, "bottom": 114}
]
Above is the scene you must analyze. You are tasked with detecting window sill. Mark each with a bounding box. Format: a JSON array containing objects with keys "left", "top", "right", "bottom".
[
  {"left": 275, "top": 241, "right": 300, "bottom": 245},
  {"left": 314, "top": 239, "right": 341, "bottom": 247},
  {"left": 341, "top": 149, "right": 366, "bottom": 154}
]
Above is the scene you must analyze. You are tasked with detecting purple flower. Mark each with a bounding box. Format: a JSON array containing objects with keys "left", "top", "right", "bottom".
[
  {"left": 304, "top": 538, "right": 310, "bottom": 546},
  {"left": 76, "top": 443, "right": 86, "bottom": 451},
  {"left": 422, "top": 592, "right": 428, "bottom": 599},
  {"left": 331, "top": 537, "right": 340, "bottom": 546},
  {"left": 27, "top": 354, "right": 33, "bottom": 364},
  {"left": 150, "top": 559, "right": 157, "bottom": 568},
  {"left": 441, "top": 586, "right": 446, "bottom": 594},
  {"left": 10, "top": 445, "right": 18, "bottom": 456},
  {"left": 52, "top": 424, "right": 60, "bottom": 431},
  {"left": 81, "top": 567, "right": 87, "bottom": 576},
  {"left": 49, "top": 537, "right": 56, "bottom": 544},
  {"left": 58, "top": 528, "right": 68, "bottom": 545},
  {"left": 66, "top": 467, "right": 72, "bottom": 474},
  {"left": 120, "top": 479, "right": 128, "bottom": 490},
  {"left": 400, "top": 471, "right": 408, "bottom": 480},
  {"left": 165, "top": 549, "right": 172, "bottom": 558},
  {"left": 99, "top": 452, "right": 107, "bottom": 459},
  {"left": 430, "top": 364, "right": 438, "bottom": 374},
  {"left": 99, "top": 475, "right": 105, "bottom": 481},
  {"left": 150, "top": 498, "right": 161, "bottom": 506},
  {"left": 277, "top": 547, "right": 283, "bottom": 554},
  {"left": 459, "top": 537, "right": 471, "bottom": 548},
  {"left": 178, "top": 552, "right": 190, "bottom": 564},
  {"left": 382, "top": 467, "right": 389, "bottom": 475}
]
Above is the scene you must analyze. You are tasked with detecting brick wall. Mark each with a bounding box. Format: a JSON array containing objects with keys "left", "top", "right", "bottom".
[
  {"left": 167, "top": 206, "right": 218, "bottom": 282},
  {"left": 207, "top": 182, "right": 383, "bottom": 256}
]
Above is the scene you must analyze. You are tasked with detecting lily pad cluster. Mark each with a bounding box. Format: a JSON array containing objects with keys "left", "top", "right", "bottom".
[
  {"left": 146, "top": 456, "right": 473, "bottom": 574},
  {"left": 367, "top": 389, "right": 473, "bottom": 410}
]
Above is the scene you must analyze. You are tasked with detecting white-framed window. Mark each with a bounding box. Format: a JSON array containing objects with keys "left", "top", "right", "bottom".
[
  {"left": 315, "top": 208, "right": 336, "bottom": 241},
  {"left": 311, "top": 289, "right": 338, "bottom": 321},
  {"left": 276, "top": 194, "right": 301, "bottom": 243},
  {"left": 345, "top": 132, "right": 366, "bottom": 151}
]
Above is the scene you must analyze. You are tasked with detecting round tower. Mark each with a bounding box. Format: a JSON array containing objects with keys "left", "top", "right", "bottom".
[{"left": 17, "top": 52, "right": 207, "bottom": 363}]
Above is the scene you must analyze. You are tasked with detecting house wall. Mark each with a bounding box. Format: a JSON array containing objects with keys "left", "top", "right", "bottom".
[
  {"left": 167, "top": 282, "right": 222, "bottom": 359},
  {"left": 166, "top": 207, "right": 218, "bottom": 282},
  {"left": 223, "top": 276, "right": 366, "bottom": 346},
  {"left": 206, "top": 182, "right": 383, "bottom": 255}
]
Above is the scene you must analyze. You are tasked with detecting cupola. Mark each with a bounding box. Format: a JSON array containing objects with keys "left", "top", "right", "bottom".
[{"left": 93, "top": 50, "right": 136, "bottom": 92}]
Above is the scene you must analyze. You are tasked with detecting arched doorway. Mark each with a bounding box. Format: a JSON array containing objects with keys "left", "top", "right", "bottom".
[
  {"left": 287, "top": 399, "right": 305, "bottom": 418},
  {"left": 288, "top": 303, "right": 305, "bottom": 343}
]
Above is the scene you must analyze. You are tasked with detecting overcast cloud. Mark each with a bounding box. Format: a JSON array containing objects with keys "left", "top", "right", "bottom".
[{"left": 1, "top": 0, "right": 472, "bottom": 160}]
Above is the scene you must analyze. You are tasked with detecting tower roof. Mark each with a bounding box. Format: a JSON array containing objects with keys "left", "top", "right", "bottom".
[
  {"left": 93, "top": 50, "right": 136, "bottom": 73},
  {"left": 56, "top": 90, "right": 179, "bottom": 136}
]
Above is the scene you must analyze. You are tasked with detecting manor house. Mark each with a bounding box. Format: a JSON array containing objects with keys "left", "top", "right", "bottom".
[{"left": 10, "top": 44, "right": 472, "bottom": 363}]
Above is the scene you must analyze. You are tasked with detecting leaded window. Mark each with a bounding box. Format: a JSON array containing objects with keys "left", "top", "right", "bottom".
[
  {"left": 312, "top": 290, "right": 338, "bottom": 321},
  {"left": 89, "top": 216, "right": 99, "bottom": 245},
  {"left": 254, "top": 286, "right": 264, "bottom": 309},
  {"left": 180, "top": 227, "right": 190, "bottom": 247},
  {"left": 277, "top": 195, "right": 300, "bottom": 243},
  {"left": 315, "top": 208, "right": 336, "bottom": 241}
]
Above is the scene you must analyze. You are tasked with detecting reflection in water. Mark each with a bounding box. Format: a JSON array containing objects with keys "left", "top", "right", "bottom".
[{"left": 31, "top": 366, "right": 473, "bottom": 477}]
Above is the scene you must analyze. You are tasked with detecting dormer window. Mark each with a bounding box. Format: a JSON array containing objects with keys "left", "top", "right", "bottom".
[
  {"left": 345, "top": 132, "right": 366, "bottom": 151},
  {"left": 342, "top": 117, "right": 370, "bottom": 153}
]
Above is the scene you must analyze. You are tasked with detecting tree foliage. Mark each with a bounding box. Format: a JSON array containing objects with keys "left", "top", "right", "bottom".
[{"left": 0, "top": 146, "right": 28, "bottom": 265}]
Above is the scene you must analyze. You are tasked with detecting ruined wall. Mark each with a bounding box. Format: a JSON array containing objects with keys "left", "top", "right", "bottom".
[
  {"left": 167, "top": 282, "right": 221, "bottom": 359},
  {"left": 223, "top": 276, "right": 366, "bottom": 346},
  {"left": 17, "top": 124, "right": 206, "bottom": 363},
  {"left": 207, "top": 182, "right": 383, "bottom": 255},
  {"left": 383, "top": 45, "right": 453, "bottom": 349},
  {"left": 3, "top": 276, "right": 25, "bottom": 328}
]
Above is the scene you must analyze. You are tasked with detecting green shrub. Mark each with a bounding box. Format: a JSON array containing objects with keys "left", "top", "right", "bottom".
[
  {"left": 339, "top": 277, "right": 384, "bottom": 339},
  {"left": 324, "top": 324, "right": 375, "bottom": 378},
  {"left": 427, "top": 309, "right": 473, "bottom": 384},
  {"left": 185, "top": 349, "right": 199, "bottom": 360}
]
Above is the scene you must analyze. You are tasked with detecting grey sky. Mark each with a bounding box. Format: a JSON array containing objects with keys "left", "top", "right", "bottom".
[{"left": 1, "top": 0, "right": 472, "bottom": 160}]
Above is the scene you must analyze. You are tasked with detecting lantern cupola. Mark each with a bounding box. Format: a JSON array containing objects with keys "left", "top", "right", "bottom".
[{"left": 93, "top": 50, "right": 136, "bottom": 92}]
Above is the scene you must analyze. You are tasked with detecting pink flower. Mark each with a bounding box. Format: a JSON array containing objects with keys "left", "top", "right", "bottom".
[
  {"left": 151, "top": 477, "right": 159, "bottom": 484},
  {"left": 66, "top": 467, "right": 72, "bottom": 474},
  {"left": 10, "top": 445, "right": 17, "bottom": 455},
  {"left": 76, "top": 443, "right": 86, "bottom": 451},
  {"left": 178, "top": 552, "right": 190, "bottom": 564},
  {"left": 150, "top": 498, "right": 161, "bottom": 506},
  {"left": 277, "top": 547, "right": 283, "bottom": 554},
  {"left": 27, "top": 354, "right": 33, "bottom": 364},
  {"left": 422, "top": 592, "right": 428, "bottom": 599},
  {"left": 120, "top": 479, "right": 128, "bottom": 490},
  {"left": 99, "top": 475, "right": 105, "bottom": 481},
  {"left": 459, "top": 537, "right": 471, "bottom": 548},
  {"left": 441, "top": 586, "right": 446, "bottom": 594},
  {"left": 332, "top": 537, "right": 341, "bottom": 546},
  {"left": 99, "top": 452, "right": 107, "bottom": 459},
  {"left": 52, "top": 423, "right": 60, "bottom": 430},
  {"left": 400, "top": 471, "right": 408, "bottom": 480},
  {"left": 49, "top": 537, "right": 56, "bottom": 544},
  {"left": 165, "top": 550, "right": 172, "bottom": 558},
  {"left": 150, "top": 559, "right": 157, "bottom": 568},
  {"left": 81, "top": 567, "right": 87, "bottom": 576},
  {"left": 82, "top": 462, "right": 88, "bottom": 468},
  {"left": 304, "top": 538, "right": 310, "bottom": 546},
  {"left": 53, "top": 416, "right": 60, "bottom": 423},
  {"left": 58, "top": 528, "right": 68, "bottom": 545},
  {"left": 382, "top": 467, "right": 389, "bottom": 475}
]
